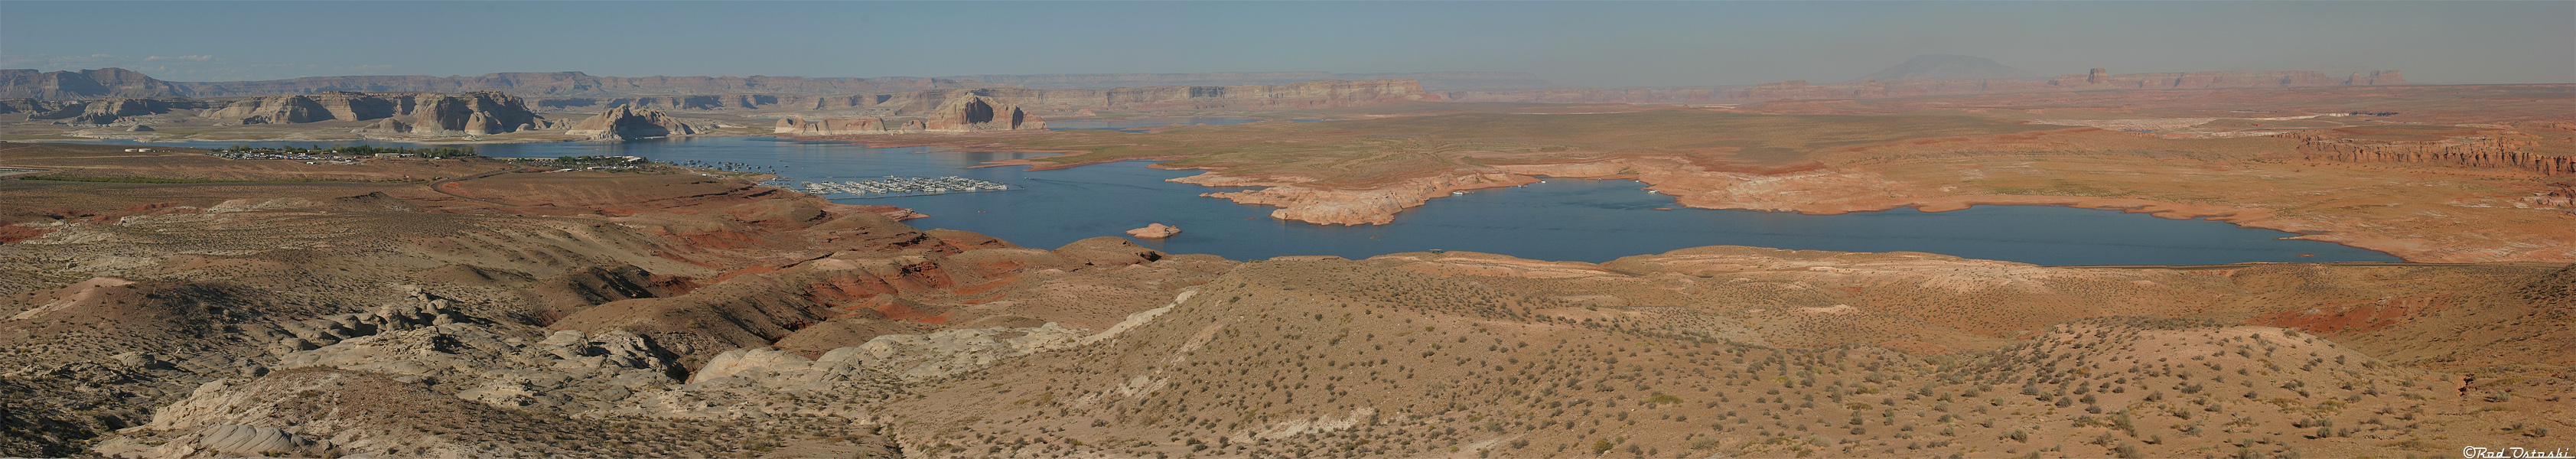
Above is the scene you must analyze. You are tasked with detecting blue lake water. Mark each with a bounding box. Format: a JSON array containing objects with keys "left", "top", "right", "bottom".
[{"left": 67, "top": 136, "right": 2402, "bottom": 265}]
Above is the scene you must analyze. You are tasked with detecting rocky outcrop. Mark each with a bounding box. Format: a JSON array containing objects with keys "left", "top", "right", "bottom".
[
  {"left": 204, "top": 91, "right": 545, "bottom": 135},
  {"left": 2290, "top": 127, "right": 2572, "bottom": 175},
  {"left": 1125, "top": 223, "right": 1180, "bottom": 239},
  {"left": 922, "top": 95, "right": 1044, "bottom": 132},
  {"left": 0, "top": 68, "right": 181, "bottom": 99},
  {"left": 562, "top": 106, "right": 699, "bottom": 140},
  {"left": 23, "top": 97, "right": 220, "bottom": 125},
  {"left": 531, "top": 94, "right": 780, "bottom": 112},
  {"left": 356, "top": 118, "right": 410, "bottom": 133},
  {"left": 773, "top": 116, "right": 894, "bottom": 135}
]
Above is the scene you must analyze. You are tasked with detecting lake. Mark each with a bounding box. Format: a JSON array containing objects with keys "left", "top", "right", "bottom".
[{"left": 64, "top": 135, "right": 2402, "bottom": 265}]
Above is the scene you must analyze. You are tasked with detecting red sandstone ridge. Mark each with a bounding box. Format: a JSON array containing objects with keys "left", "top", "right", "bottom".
[
  {"left": 775, "top": 95, "right": 1048, "bottom": 135},
  {"left": 2288, "top": 125, "right": 2574, "bottom": 175},
  {"left": 201, "top": 92, "right": 550, "bottom": 135},
  {"left": 1124, "top": 223, "right": 1181, "bottom": 239},
  {"left": 775, "top": 117, "right": 894, "bottom": 135},
  {"left": 563, "top": 106, "right": 699, "bottom": 141},
  {"left": 923, "top": 95, "right": 1044, "bottom": 132}
]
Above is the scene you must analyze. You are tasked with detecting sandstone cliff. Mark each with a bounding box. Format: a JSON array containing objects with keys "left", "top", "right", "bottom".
[
  {"left": 563, "top": 106, "right": 699, "bottom": 140},
  {"left": 21, "top": 97, "right": 219, "bottom": 125},
  {"left": 923, "top": 95, "right": 1044, "bottom": 132},
  {"left": 773, "top": 117, "right": 894, "bottom": 135},
  {"left": 532, "top": 94, "right": 780, "bottom": 112},
  {"left": 773, "top": 95, "right": 1048, "bottom": 135},
  {"left": 2290, "top": 125, "right": 2573, "bottom": 175},
  {"left": 205, "top": 91, "right": 546, "bottom": 135}
]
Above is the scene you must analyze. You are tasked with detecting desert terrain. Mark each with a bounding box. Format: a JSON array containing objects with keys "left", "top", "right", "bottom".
[
  {"left": 0, "top": 140, "right": 2565, "bottom": 458},
  {"left": 796, "top": 83, "right": 2574, "bottom": 265},
  {"left": 1, "top": 42, "right": 2571, "bottom": 459}
]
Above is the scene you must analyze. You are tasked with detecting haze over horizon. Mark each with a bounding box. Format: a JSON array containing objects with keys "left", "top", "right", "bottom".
[{"left": 2, "top": 1, "right": 2571, "bottom": 86}]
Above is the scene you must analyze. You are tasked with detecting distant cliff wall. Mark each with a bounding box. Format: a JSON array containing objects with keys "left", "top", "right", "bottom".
[
  {"left": 0, "top": 68, "right": 181, "bottom": 99},
  {"left": 563, "top": 106, "right": 699, "bottom": 141},
  {"left": 204, "top": 91, "right": 546, "bottom": 134},
  {"left": 776, "top": 117, "right": 897, "bottom": 135},
  {"left": 2290, "top": 124, "right": 2572, "bottom": 175},
  {"left": 922, "top": 95, "right": 1045, "bottom": 132},
  {"left": 545, "top": 80, "right": 1440, "bottom": 116},
  {"left": 16, "top": 97, "right": 222, "bottom": 124},
  {"left": 775, "top": 95, "right": 1048, "bottom": 135},
  {"left": 1445, "top": 69, "right": 2409, "bottom": 104}
]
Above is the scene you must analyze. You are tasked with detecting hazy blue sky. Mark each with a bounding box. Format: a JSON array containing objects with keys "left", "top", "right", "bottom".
[{"left": 4, "top": 2, "right": 2569, "bottom": 86}]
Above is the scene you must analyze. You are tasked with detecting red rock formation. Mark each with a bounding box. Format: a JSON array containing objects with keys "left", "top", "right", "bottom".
[
  {"left": 773, "top": 117, "right": 892, "bottom": 135},
  {"left": 205, "top": 91, "right": 545, "bottom": 134},
  {"left": 922, "top": 96, "right": 1044, "bottom": 132},
  {"left": 563, "top": 106, "right": 699, "bottom": 140},
  {"left": 531, "top": 94, "right": 780, "bottom": 112},
  {"left": 21, "top": 97, "right": 219, "bottom": 125},
  {"left": 2289, "top": 128, "right": 2571, "bottom": 175}
]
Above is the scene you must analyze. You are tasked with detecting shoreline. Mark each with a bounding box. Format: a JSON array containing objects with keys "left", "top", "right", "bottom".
[
  {"left": 771, "top": 133, "right": 2568, "bottom": 265},
  {"left": 51, "top": 130, "right": 2548, "bottom": 264}
]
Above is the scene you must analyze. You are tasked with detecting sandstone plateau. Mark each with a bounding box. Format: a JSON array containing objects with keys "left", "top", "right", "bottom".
[
  {"left": 562, "top": 106, "right": 699, "bottom": 141},
  {"left": 207, "top": 91, "right": 549, "bottom": 135},
  {"left": 772, "top": 95, "right": 1047, "bottom": 135}
]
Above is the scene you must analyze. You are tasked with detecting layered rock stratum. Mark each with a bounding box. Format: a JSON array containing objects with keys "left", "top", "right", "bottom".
[
  {"left": 206, "top": 91, "right": 548, "bottom": 135},
  {"left": 562, "top": 106, "right": 699, "bottom": 140},
  {"left": 921, "top": 95, "right": 1044, "bottom": 132}
]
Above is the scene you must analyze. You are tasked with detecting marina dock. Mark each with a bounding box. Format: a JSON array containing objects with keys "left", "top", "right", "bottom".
[{"left": 796, "top": 176, "right": 1017, "bottom": 198}]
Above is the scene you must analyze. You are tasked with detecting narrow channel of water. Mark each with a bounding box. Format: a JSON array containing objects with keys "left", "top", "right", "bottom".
[{"left": 57, "top": 136, "right": 2402, "bottom": 265}]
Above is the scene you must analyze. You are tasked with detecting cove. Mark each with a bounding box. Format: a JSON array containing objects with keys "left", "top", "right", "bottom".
[{"left": 64, "top": 136, "right": 2402, "bottom": 265}]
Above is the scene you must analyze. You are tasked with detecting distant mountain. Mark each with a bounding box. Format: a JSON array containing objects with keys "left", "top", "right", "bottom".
[
  {"left": 1851, "top": 54, "right": 2040, "bottom": 82},
  {"left": 0, "top": 68, "right": 181, "bottom": 99}
]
